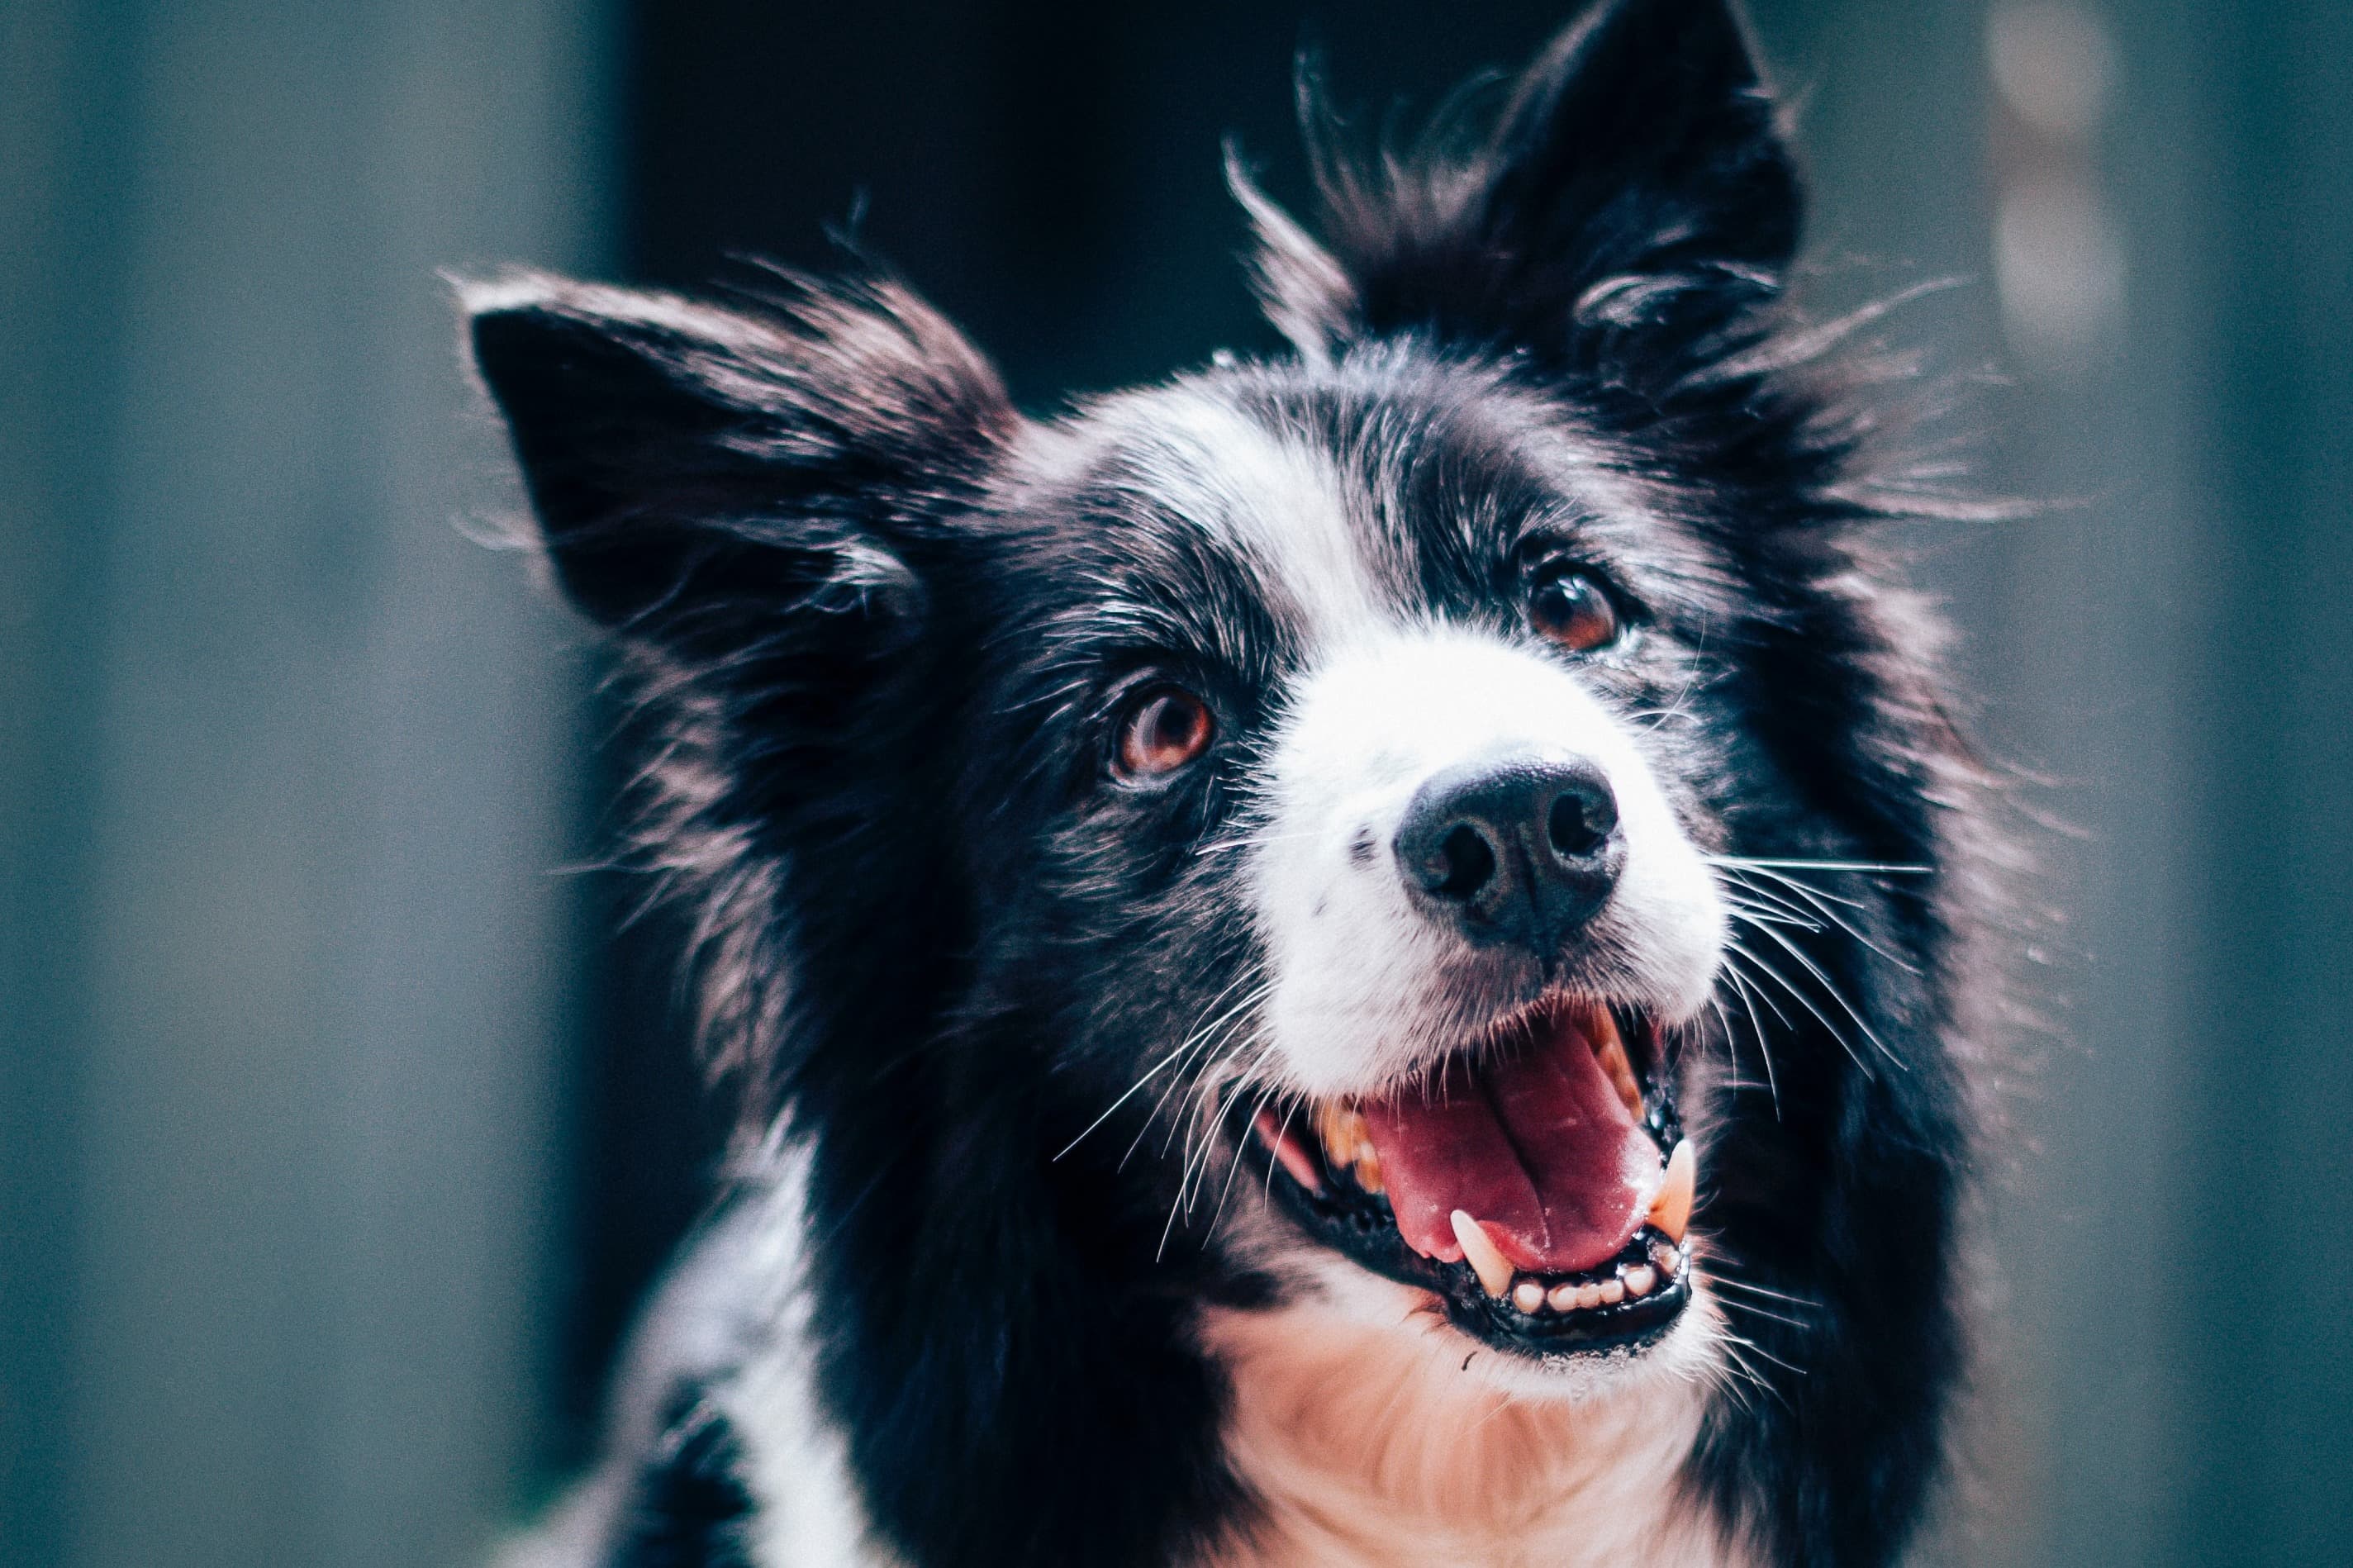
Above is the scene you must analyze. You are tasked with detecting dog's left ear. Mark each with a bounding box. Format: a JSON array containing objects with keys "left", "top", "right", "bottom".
[
  {"left": 1238, "top": 0, "right": 1798, "bottom": 387},
  {"left": 461, "top": 268, "right": 1015, "bottom": 654}
]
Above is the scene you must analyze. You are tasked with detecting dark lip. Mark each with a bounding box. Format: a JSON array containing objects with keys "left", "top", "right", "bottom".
[{"left": 1245, "top": 1000, "right": 1690, "bottom": 1361}]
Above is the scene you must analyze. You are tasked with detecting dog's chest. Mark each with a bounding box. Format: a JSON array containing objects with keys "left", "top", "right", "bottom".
[{"left": 1200, "top": 1306, "right": 1742, "bottom": 1568}]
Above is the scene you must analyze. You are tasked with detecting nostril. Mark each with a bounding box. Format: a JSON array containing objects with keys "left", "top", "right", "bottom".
[
  {"left": 1433, "top": 824, "right": 1498, "bottom": 899},
  {"left": 1546, "top": 788, "right": 1614, "bottom": 858},
  {"left": 1396, "top": 754, "right": 1621, "bottom": 951}
]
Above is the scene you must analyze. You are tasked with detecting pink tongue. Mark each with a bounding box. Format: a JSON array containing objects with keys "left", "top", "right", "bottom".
[{"left": 1359, "top": 1010, "right": 1658, "bottom": 1276}]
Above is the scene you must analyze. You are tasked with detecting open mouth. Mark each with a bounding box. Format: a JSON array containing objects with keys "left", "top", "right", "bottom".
[{"left": 1248, "top": 996, "right": 1693, "bottom": 1358}]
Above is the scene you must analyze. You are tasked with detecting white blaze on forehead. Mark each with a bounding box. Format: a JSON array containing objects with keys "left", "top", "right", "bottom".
[
  {"left": 1129, "top": 387, "right": 1390, "bottom": 653},
  {"left": 1101, "top": 384, "right": 1724, "bottom": 1096},
  {"left": 1250, "top": 625, "right": 1726, "bottom": 1098}
]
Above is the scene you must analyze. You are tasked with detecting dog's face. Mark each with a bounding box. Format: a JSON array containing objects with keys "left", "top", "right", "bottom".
[
  {"left": 957, "top": 365, "right": 1736, "bottom": 1373},
  {"left": 471, "top": 7, "right": 1971, "bottom": 1543}
]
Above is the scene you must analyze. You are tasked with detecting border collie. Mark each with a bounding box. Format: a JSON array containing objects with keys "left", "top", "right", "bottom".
[{"left": 468, "top": 2, "right": 1995, "bottom": 1563}]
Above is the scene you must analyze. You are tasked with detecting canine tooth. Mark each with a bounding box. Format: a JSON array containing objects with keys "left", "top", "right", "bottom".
[
  {"left": 1575, "top": 1282, "right": 1604, "bottom": 1310},
  {"left": 1623, "top": 1264, "right": 1657, "bottom": 1298},
  {"left": 1315, "top": 1103, "right": 1368, "bottom": 1164},
  {"left": 1512, "top": 1279, "right": 1547, "bottom": 1314},
  {"left": 1546, "top": 1282, "right": 1581, "bottom": 1312},
  {"left": 1353, "top": 1149, "right": 1384, "bottom": 1195},
  {"left": 1647, "top": 1139, "right": 1695, "bottom": 1243},
  {"left": 1600, "top": 1280, "right": 1626, "bottom": 1305},
  {"left": 1588, "top": 1010, "right": 1645, "bottom": 1119},
  {"left": 1450, "top": 1210, "right": 1515, "bottom": 1299}
]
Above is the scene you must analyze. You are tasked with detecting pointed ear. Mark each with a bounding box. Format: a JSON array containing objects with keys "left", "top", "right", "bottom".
[
  {"left": 1246, "top": 0, "right": 1799, "bottom": 382},
  {"left": 461, "top": 269, "right": 1015, "bottom": 649}
]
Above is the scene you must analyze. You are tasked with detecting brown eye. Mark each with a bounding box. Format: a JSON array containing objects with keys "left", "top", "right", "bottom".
[
  {"left": 1115, "top": 687, "right": 1215, "bottom": 782},
  {"left": 1528, "top": 567, "right": 1622, "bottom": 653}
]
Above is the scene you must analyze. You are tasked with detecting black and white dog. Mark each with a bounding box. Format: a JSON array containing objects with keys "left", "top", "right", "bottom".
[{"left": 470, "top": 2, "right": 1995, "bottom": 1563}]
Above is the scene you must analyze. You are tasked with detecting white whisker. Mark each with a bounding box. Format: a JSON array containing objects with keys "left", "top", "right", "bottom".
[
  {"left": 1704, "top": 855, "right": 1930, "bottom": 875},
  {"left": 1723, "top": 938, "right": 1876, "bottom": 1076}
]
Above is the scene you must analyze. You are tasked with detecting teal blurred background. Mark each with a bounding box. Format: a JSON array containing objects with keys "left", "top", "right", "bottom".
[{"left": 3, "top": 2, "right": 2347, "bottom": 1563}]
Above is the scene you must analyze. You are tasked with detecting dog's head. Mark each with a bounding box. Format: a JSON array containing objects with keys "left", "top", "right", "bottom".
[{"left": 470, "top": 0, "right": 1974, "bottom": 1547}]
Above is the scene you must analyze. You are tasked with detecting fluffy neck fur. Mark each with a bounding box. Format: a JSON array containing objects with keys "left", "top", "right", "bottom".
[{"left": 1200, "top": 1303, "right": 1744, "bottom": 1568}]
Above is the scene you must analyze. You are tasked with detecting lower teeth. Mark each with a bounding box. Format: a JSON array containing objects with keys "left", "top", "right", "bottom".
[{"left": 1501, "top": 1240, "right": 1686, "bottom": 1317}]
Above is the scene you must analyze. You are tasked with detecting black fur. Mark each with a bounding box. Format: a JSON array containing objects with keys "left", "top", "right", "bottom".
[
  {"left": 613, "top": 1394, "right": 758, "bottom": 1568},
  {"left": 468, "top": 4, "right": 1993, "bottom": 1565}
]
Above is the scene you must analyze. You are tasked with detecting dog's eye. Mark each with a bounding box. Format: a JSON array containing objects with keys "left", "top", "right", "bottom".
[
  {"left": 1528, "top": 567, "right": 1622, "bottom": 654},
  {"left": 1114, "top": 687, "right": 1216, "bottom": 782}
]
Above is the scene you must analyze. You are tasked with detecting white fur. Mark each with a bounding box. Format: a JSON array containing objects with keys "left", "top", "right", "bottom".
[
  {"left": 493, "top": 1152, "right": 908, "bottom": 1568},
  {"left": 1198, "top": 1284, "right": 1747, "bottom": 1568},
  {"left": 1138, "top": 392, "right": 1390, "bottom": 647},
  {"left": 1251, "top": 624, "right": 1727, "bottom": 1100},
  {"left": 716, "top": 1158, "right": 908, "bottom": 1568}
]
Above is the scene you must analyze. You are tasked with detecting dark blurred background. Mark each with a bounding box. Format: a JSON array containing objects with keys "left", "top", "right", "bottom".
[{"left": 4, "top": 2, "right": 2348, "bottom": 1564}]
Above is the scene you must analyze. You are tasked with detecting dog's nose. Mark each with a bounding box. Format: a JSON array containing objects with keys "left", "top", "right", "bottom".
[{"left": 1393, "top": 756, "right": 1623, "bottom": 954}]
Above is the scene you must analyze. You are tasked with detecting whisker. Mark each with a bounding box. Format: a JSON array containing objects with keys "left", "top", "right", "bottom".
[
  {"left": 1193, "top": 824, "right": 1327, "bottom": 858},
  {"left": 1720, "top": 860, "right": 1874, "bottom": 913},
  {"left": 1124, "top": 976, "right": 1271, "bottom": 1169},
  {"left": 1722, "top": 863, "right": 1923, "bottom": 976},
  {"left": 1206, "top": 1077, "right": 1291, "bottom": 1239},
  {"left": 1714, "top": 1326, "right": 1804, "bottom": 1378},
  {"left": 1162, "top": 1070, "right": 1253, "bottom": 1259},
  {"left": 1722, "top": 896, "right": 1822, "bottom": 934},
  {"left": 1716, "top": 954, "right": 1784, "bottom": 1114},
  {"left": 1054, "top": 1045, "right": 1191, "bottom": 1162},
  {"left": 1630, "top": 651, "right": 1717, "bottom": 733},
  {"left": 1263, "top": 1098, "right": 1304, "bottom": 1198},
  {"left": 1704, "top": 855, "right": 1931, "bottom": 876},
  {"left": 1723, "top": 938, "right": 1872, "bottom": 1076},
  {"left": 1159, "top": 1014, "right": 1254, "bottom": 1171},
  {"left": 1711, "top": 1295, "right": 1816, "bottom": 1331},
  {"left": 1707, "top": 1274, "right": 1821, "bottom": 1309},
  {"left": 1741, "top": 919, "right": 1906, "bottom": 1070},
  {"left": 1720, "top": 947, "right": 1794, "bottom": 1030},
  {"left": 1161, "top": 1012, "right": 1282, "bottom": 1254},
  {"left": 1701, "top": 997, "right": 1769, "bottom": 1096},
  {"left": 1713, "top": 1338, "right": 1796, "bottom": 1413},
  {"left": 1138, "top": 1010, "right": 1247, "bottom": 1162},
  {"left": 1704, "top": 1352, "right": 1764, "bottom": 1418},
  {"left": 1717, "top": 874, "right": 1828, "bottom": 927}
]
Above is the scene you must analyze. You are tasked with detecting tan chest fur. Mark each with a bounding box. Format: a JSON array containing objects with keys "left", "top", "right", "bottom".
[{"left": 1199, "top": 1303, "right": 1746, "bottom": 1568}]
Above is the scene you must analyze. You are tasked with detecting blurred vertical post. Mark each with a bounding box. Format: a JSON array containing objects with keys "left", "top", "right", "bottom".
[
  {"left": 0, "top": 2, "right": 611, "bottom": 1566},
  {"left": 2164, "top": 2, "right": 2353, "bottom": 1561},
  {"left": 1763, "top": 2, "right": 2353, "bottom": 1565}
]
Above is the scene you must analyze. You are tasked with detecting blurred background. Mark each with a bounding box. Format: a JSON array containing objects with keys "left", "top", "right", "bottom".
[{"left": 3, "top": 1, "right": 2347, "bottom": 1564}]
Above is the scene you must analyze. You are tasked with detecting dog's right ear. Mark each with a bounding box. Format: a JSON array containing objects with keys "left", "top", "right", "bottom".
[
  {"left": 1237, "top": 0, "right": 1798, "bottom": 391},
  {"left": 461, "top": 270, "right": 1016, "bottom": 651}
]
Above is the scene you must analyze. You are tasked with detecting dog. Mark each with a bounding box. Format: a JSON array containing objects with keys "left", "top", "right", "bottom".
[{"left": 467, "top": 2, "right": 1996, "bottom": 1563}]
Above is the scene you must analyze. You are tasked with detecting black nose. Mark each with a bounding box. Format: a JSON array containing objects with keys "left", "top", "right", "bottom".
[{"left": 1392, "top": 756, "right": 1624, "bottom": 954}]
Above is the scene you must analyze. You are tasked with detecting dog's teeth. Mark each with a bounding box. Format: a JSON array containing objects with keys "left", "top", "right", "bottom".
[
  {"left": 1651, "top": 1241, "right": 1681, "bottom": 1277},
  {"left": 1647, "top": 1139, "right": 1695, "bottom": 1243},
  {"left": 1622, "top": 1264, "right": 1657, "bottom": 1298},
  {"left": 1547, "top": 1281, "right": 1581, "bottom": 1313},
  {"left": 1512, "top": 1279, "right": 1547, "bottom": 1314},
  {"left": 1589, "top": 1010, "right": 1645, "bottom": 1120},
  {"left": 1599, "top": 1279, "right": 1626, "bottom": 1304},
  {"left": 1450, "top": 1210, "right": 1515, "bottom": 1299},
  {"left": 1315, "top": 1102, "right": 1382, "bottom": 1188},
  {"left": 1575, "top": 1282, "right": 1604, "bottom": 1310}
]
